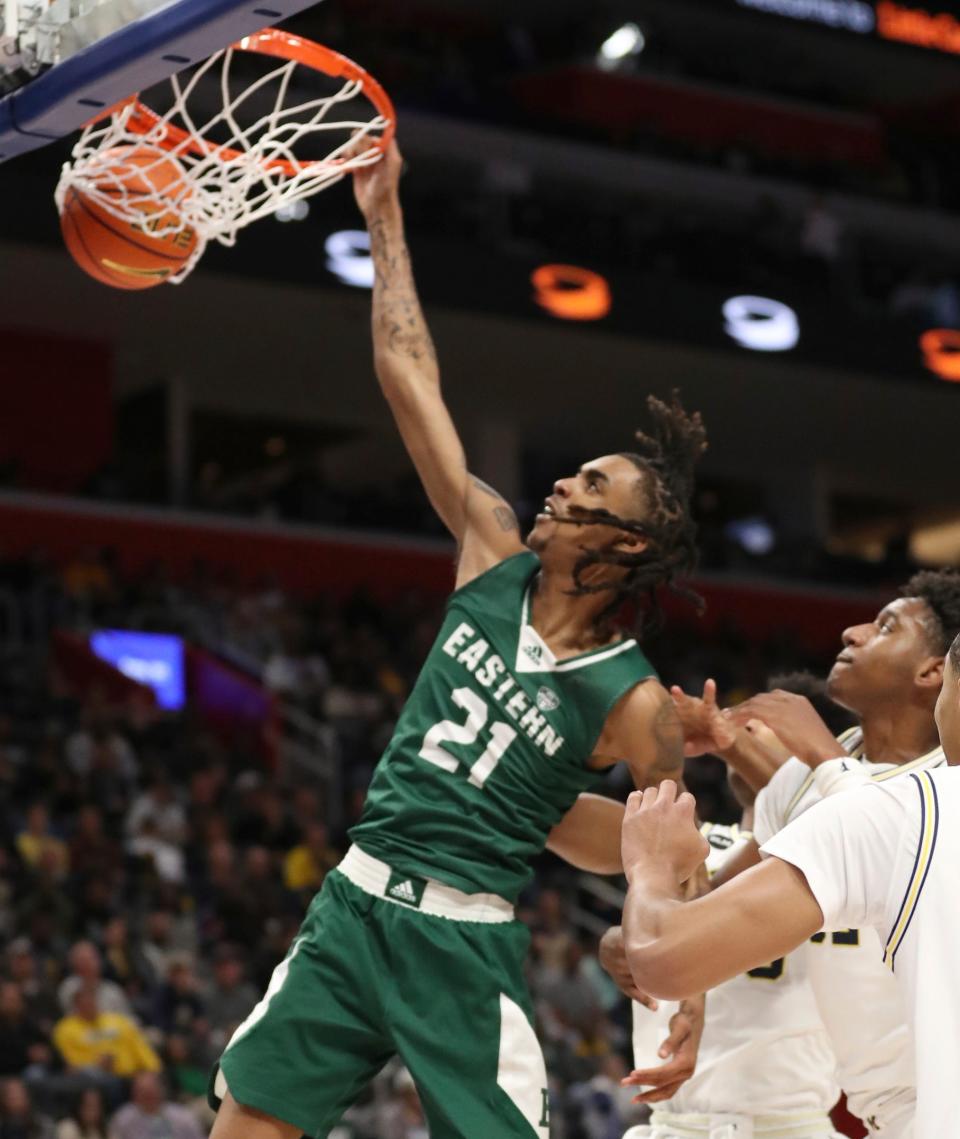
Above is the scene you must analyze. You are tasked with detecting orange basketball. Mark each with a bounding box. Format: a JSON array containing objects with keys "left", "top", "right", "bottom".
[{"left": 59, "top": 146, "right": 199, "bottom": 290}]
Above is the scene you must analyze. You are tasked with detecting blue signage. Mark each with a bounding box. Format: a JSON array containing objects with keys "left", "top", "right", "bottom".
[{"left": 90, "top": 630, "right": 186, "bottom": 711}]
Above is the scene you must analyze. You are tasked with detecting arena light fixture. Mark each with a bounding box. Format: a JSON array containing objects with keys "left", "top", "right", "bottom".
[
  {"left": 598, "top": 22, "right": 645, "bottom": 69},
  {"left": 275, "top": 200, "right": 310, "bottom": 223},
  {"left": 920, "top": 329, "right": 960, "bottom": 382},
  {"left": 723, "top": 294, "right": 800, "bottom": 352},
  {"left": 325, "top": 229, "right": 375, "bottom": 289},
  {"left": 531, "top": 264, "right": 612, "bottom": 321}
]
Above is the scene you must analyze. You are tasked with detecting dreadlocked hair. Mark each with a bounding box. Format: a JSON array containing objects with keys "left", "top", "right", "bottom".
[
  {"left": 569, "top": 391, "right": 708, "bottom": 642},
  {"left": 902, "top": 568, "right": 960, "bottom": 653}
]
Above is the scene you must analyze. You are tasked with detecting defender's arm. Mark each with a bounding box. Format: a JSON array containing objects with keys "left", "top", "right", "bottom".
[
  {"left": 353, "top": 144, "right": 524, "bottom": 585},
  {"left": 620, "top": 784, "right": 823, "bottom": 999}
]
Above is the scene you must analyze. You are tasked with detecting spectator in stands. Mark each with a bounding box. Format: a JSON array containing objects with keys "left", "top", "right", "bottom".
[
  {"left": 530, "top": 888, "right": 574, "bottom": 972},
  {"left": 801, "top": 195, "right": 843, "bottom": 267},
  {"left": 4, "top": 942, "right": 59, "bottom": 1036},
  {"left": 238, "top": 848, "right": 287, "bottom": 932},
  {"left": 197, "top": 842, "right": 250, "bottom": 946},
  {"left": 567, "top": 1053, "right": 637, "bottom": 1139},
  {"left": 202, "top": 946, "right": 256, "bottom": 1056},
  {"left": 127, "top": 819, "right": 185, "bottom": 887},
  {"left": 161, "top": 1036, "right": 208, "bottom": 1102},
  {"left": 139, "top": 913, "right": 177, "bottom": 983},
  {"left": 65, "top": 718, "right": 136, "bottom": 785},
  {"left": 377, "top": 1067, "right": 427, "bottom": 1139},
  {"left": 15, "top": 804, "right": 69, "bottom": 883},
  {"left": 100, "top": 920, "right": 154, "bottom": 997},
  {"left": 55, "top": 1088, "right": 107, "bottom": 1139},
  {"left": 534, "top": 939, "right": 605, "bottom": 1043},
  {"left": 124, "top": 780, "right": 185, "bottom": 849},
  {"left": 0, "top": 1077, "right": 55, "bottom": 1139},
  {"left": 80, "top": 745, "right": 135, "bottom": 831},
  {"left": 0, "top": 983, "right": 51, "bottom": 1078},
  {"left": 13, "top": 873, "right": 74, "bottom": 953},
  {"left": 53, "top": 987, "right": 161, "bottom": 1083},
  {"left": 283, "top": 821, "right": 339, "bottom": 894},
  {"left": 57, "top": 945, "right": 131, "bottom": 1019},
  {"left": 107, "top": 1073, "right": 204, "bottom": 1139},
  {"left": 230, "top": 785, "right": 298, "bottom": 853},
  {"left": 60, "top": 549, "right": 114, "bottom": 607},
  {"left": 152, "top": 958, "right": 205, "bottom": 1038},
  {"left": 67, "top": 808, "right": 117, "bottom": 886}
]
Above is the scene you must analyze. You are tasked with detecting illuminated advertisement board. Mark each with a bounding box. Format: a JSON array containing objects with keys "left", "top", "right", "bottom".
[
  {"left": 90, "top": 630, "right": 186, "bottom": 711},
  {"left": 735, "top": 0, "right": 960, "bottom": 55}
]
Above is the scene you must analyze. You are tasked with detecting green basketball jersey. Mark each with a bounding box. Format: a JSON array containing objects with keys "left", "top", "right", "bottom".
[{"left": 349, "top": 551, "right": 657, "bottom": 901}]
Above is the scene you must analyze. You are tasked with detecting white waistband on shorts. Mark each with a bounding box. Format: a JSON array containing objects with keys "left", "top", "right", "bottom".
[
  {"left": 336, "top": 844, "right": 515, "bottom": 924},
  {"left": 649, "top": 1109, "right": 842, "bottom": 1139}
]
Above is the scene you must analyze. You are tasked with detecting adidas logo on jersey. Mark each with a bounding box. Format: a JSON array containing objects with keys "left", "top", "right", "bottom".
[
  {"left": 388, "top": 879, "right": 418, "bottom": 903},
  {"left": 523, "top": 643, "right": 543, "bottom": 665},
  {"left": 536, "top": 686, "right": 560, "bottom": 712}
]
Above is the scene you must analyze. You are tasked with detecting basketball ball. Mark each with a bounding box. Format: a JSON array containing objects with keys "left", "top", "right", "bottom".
[{"left": 60, "top": 146, "right": 200, "bottom": 290}]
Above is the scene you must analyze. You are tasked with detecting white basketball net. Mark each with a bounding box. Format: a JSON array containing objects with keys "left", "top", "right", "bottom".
[{"left": 54, "top": 36, "right": 392, "bottom": 282}]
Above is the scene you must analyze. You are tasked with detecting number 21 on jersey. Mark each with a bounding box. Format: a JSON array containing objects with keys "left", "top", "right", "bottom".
[{"left": 419, "top": 687, "right": 517, "bottom": 789}]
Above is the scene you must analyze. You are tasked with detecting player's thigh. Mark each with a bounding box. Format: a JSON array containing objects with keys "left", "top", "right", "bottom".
[
  {"left": 217, "top": 873, "right": 394, "bottom": 1137},
  {"left": 389, "top": 914, "right": 549, "bottom": 1138},
  {"left": 209, "top": 1089, "right": 302, "bottom": 1139}
]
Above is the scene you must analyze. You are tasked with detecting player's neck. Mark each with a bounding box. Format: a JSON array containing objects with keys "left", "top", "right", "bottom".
[
  {"left": 528, "top": 569, "right": 621, "bottom": 653},
  {"left": 858, "top": 704, "right": 941, "bottom": 766}
]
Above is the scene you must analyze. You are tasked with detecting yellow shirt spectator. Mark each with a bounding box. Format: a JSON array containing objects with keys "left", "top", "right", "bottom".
[
  {"left": 54, "top": 1001, "right": 161, "bottom": 1077},
  {"left": 283, "top": 824, "right": 340, "bottom": 892}
]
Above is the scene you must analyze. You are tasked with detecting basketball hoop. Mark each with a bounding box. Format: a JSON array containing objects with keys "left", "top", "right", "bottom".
[{"left": 54, "top": 30, "right": 396, "bottom": 283}]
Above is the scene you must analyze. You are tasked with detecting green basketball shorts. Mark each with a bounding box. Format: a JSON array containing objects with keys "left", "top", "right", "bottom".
[{"left": 211, "top": 845, "right": 550, "bottom": 1139}]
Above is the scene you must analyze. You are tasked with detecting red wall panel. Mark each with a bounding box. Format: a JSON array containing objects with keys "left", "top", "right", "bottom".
[{"left": 0, "top": 330, "right": 113, "bottom": 492}]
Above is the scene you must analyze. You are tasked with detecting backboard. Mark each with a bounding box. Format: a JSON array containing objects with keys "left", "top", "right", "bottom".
[{"left": 0, "top": 0, "right": 326, "bottom": 162}]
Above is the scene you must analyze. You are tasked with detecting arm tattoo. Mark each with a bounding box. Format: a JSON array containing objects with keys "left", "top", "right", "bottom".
[
  {"left": 368, "top": 217, "right": 438, "bottom": 364},
  {"left": 470, "top": 477, "right": 519, "bottom": 534},
  {"left": 651, "top": 697, "right": 685, "bottom": 777}
]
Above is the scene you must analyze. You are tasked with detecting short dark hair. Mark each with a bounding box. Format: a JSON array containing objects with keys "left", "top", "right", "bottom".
[
  {"left": 901, "top": 569, "right": 960, "bottom": 654},
  {"left": 766, "top": 670, "right": 854, "bottom": 737},
  {"left": 568, "top": 392, "right": 708, "bottom": 641}
]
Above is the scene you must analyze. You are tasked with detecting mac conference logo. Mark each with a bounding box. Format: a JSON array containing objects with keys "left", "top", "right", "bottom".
[{"left": 537, "top": 687, "right": 560, "bottom": 712}]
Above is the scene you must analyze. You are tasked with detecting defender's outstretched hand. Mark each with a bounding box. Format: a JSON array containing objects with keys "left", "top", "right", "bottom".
[
  {"left": 621, "top": 994, "right": 706, "bottom": 1104},
  {"left": 727, "top": 691, "right": 842, "bottom": 769},
  {"left": 351, "top": 138, "right": 404, "bottom": 219},
  {"left": 621, "top": 781, "right": 709, "bottom": 886},
  {"left": 671, "top": 679, "right": 736, "bottom": 757}
]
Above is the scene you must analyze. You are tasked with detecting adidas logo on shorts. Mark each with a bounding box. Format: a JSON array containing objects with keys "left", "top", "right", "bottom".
[
  {"left": 388, "top": 879, "right": 418, "bottom": 903},
  {"left": 385, "top": 869, "right": 426, "bottom": 908}
]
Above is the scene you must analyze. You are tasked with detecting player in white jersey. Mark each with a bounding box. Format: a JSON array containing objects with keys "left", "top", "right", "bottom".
[
  {"left": 671, "top": 570, "right": 960, "bottom": 1138},
  {"left": 625, "top": 815, "right": 841, "bottom": 1139},
  {"left": 618, "top": 628, "right": 960, "bottom": 1139}
]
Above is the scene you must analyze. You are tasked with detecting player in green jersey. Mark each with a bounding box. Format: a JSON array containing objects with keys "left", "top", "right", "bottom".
[{"left": 208, "top": 140, "right": 708, "bottom": 1139}]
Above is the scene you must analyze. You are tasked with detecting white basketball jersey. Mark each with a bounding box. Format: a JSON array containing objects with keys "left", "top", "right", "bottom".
[
  {"left": 754, "top": 731, "right": 945, "bottom": 1126},
  {"left": 632, "top": 824, "right": 838, "bottom": 1116},
  {"left": 763, "top": 766, "right": 960, "bottom": 1138}
]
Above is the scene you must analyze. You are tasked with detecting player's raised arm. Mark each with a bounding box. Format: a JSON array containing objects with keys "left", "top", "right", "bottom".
[{"left": 352, "top": 142, "right": 524, "bottom": 585}]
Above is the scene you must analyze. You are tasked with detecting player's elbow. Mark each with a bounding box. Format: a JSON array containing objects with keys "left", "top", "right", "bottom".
[{"left": 624, "top": 939, "right": 701, "bottom": 1002}]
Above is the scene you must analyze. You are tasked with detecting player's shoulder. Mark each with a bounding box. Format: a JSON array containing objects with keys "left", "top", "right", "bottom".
[
  {"left": 765, "top": 756, "right": 816, "bottom": 799},
  {"left": 449, "top": 548, "right": 538, "bottom": 604}
]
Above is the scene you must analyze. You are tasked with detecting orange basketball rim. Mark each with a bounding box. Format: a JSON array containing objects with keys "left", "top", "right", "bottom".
[{"left": 115, "top": 30, "right": 397, "bottom": 175}]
